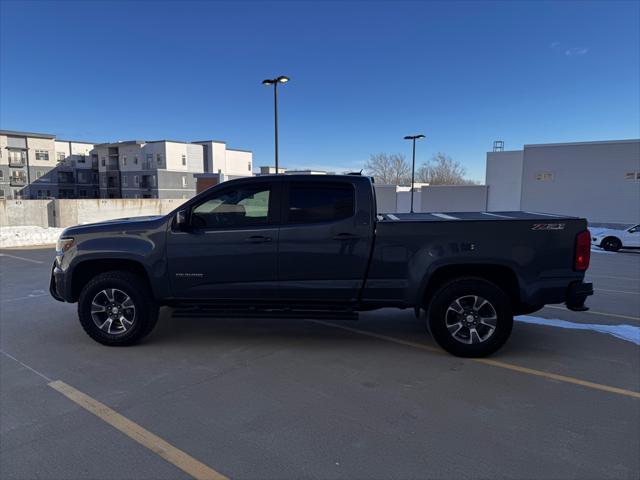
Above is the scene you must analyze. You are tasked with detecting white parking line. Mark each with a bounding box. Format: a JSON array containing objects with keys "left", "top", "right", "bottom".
[
  {"left": 1, "top": 292, "right": 49, "bottom": 303},
  {"left": 544, "top": 305, "right": 640, "bottom": 322},
  {"left": 587, "top": 274, "right": 640, "bottom": 282},
  {"left": 597, "top": 288, "right": 640, "bottom": 296},
  {"left": 0, "top": 253, "right": 44, "bottom": 264}
]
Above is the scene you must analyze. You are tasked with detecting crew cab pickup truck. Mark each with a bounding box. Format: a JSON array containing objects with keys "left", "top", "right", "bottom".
[{"left": 51, "top": 174, "right": 593, "bottom": 357}]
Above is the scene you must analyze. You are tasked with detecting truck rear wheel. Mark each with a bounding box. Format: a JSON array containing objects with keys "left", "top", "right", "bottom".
[
  {"left": 77, "top": 271, "right": 159, "bottom": 346},
  {"left": 426, "top": 277, "right": 513, "bottom": 357}
]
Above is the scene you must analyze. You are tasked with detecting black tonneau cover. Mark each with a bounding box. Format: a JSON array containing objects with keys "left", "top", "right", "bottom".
[{"left": 378, "top": 211, "right": 579, "bottom": 222}]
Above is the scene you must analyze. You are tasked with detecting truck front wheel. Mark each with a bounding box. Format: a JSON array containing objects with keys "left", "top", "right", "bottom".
[
  {"left": 426, "top": 277, "right": 513, "bottom": 357},
  {"left": 77, "top": 271, "right": 159, "bottom": 346}
]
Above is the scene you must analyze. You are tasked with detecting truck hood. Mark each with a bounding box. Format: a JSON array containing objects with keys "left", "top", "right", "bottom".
[{"left": 61, "top": 215, "right": 166, "bottom": 236}]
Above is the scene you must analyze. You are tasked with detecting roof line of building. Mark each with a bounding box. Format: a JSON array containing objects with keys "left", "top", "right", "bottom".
[
  {"left": 227, "top": 148, "right": 253, "bottom": 153},
  {"left": 524, "top": 138, "right": 640, "bottom": 148},
  {"left": 56, "top": 139, "right": 98, "bottom": 145},
  {"left": 0, "top": 129, "right": 56, "bottom": 139},
  {"left": 192, "top": 140, "right": 227, "bottom": 144}
]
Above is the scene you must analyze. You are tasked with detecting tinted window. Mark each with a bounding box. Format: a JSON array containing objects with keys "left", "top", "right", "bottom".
[
  {"left": 191, "top": 185, "right": 270, "bottom": 228},
  {"left": 288, "top": 182, "right": 355, "bottom": 224}
]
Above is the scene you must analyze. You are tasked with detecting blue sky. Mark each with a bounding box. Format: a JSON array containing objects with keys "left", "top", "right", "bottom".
[{"left": 1, "top": 1, "right": 638, "bottom": 181}]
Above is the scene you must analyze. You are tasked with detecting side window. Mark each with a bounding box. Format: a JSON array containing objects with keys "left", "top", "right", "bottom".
[
  {"left": 629, "top": 225, "right": 639, "bottom": 234},
  {"left": 191, "top": 185, "right": 271, "bottom": 228},
  {"left": 288, "top": 182, "right": 355, "bottom": 224}
]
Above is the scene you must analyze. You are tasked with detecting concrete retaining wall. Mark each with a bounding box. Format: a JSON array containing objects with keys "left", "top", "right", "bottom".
[
  {"left": 421, "top": 185, "right": 488, "bottom": 212},
  {"left": 0, "top": 199, "right": 187, "bottom": 228},
  {"left": 0, "top": 200, "right": 55, "bottom": 228}
]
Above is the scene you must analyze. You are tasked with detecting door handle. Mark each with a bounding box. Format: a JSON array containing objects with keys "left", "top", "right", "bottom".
[
  {"left": 245, "top": 235, "right": 272, "bottom": 243},
  {"left": 333, "top": 233, "right": 360, "bottom": 240}
]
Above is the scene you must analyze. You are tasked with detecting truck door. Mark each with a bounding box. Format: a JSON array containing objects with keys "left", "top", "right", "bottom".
[
  {"left": 166, "top": 180, "right": 280, "bottom": 300},
  {"left": 277, "top": 178, "right": 373, "bottom": 303}
]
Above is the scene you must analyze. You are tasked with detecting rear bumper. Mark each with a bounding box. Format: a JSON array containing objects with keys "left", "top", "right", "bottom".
[
  {"left": 565, "top": 281, "right": 594, "bottom": 311},
  {"left": 49, "top": 263, "right": 67, "bottom": 302}
]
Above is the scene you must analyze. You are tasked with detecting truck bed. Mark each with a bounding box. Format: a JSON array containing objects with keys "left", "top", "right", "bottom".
[{"left": 378, "top": 211, "right": 579, "bottom": 222}]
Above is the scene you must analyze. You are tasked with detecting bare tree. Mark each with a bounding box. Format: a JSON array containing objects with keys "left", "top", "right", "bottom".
[
  {"left": 416, "top": 152, "right": 475, "bottom": 185},
  {"left": 364, "top": 153, "right": 411, "bottom": 185}
]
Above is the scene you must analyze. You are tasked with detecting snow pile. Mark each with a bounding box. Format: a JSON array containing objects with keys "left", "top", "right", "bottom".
[{"left": 0, "top": 226, "right": 64, "bottom": 248}]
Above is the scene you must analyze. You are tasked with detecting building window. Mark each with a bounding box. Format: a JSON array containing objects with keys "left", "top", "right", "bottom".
[
  {"left": 248, "top": 162, "right": 251, "bottom": 171},
  {"left": 625, "top": 171, "right": 640, "bottom": 181},
  {"left": 0, "top": 170, "right": 3, "bottom": 179},
  {"left": 35, "top": 150, "right": 50, "bottom": 161},
  {"left": 78, "top": 155, "right": 86, "bottom": 163},
  {"left": 123, "top": 176, "right": 128, "bottom": 187},
  {"left": 57, "top": 152, "right": 66, "bottom": 162},
  {"left": 134, "top": 175, "right": 139, "bottom": 186},
  {"left": 37, "top": 170, "right": 43, "bottom": 179},
  {"left": 134, "top": 155, "right": 139, "bottom": 164},
  {"left": 182, "top": 176, "right": 187, "bottom": 187},
  {"left": 181, "top": 155, "right": 186, "bottom": 166},
  {"left": 122, "top": 155, "right": 127, "bottom": 166},
  {"left": 535, "top": 172, "right": 554, "bottom": 181},
  {"left": 0, "top": 189, "right": 4, "bottom": 199},
  {"left": 156, "top": 153, "right": 163, "bottom": 167},
  {"left": 101, "top": 157, "right": 106, "bottom": 166},
  {"left": 79, "top": 189, "right": 87, "bottom": 198},
  {"left": 8, "top": 150, "right": 26, "bottom": 165}
]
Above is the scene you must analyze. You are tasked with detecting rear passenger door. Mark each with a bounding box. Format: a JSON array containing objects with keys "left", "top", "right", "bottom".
[{"left": 277, "top": 179, "right": 373, "bottom": 303}]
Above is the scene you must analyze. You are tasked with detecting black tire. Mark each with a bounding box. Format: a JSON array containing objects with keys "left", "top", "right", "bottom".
[
  {"left": 600, "top": 236, "right": 622, "bottom": 252},
  {"left": 426, "top": 277, "right": 513, "bottom": 358},
  {"left": 77, "top": 270, "right": 159, "bottom": 346}
]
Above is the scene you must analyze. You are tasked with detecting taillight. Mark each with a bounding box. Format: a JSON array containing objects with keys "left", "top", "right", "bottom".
[{"left": 575, "top": 230, "right": 591, "bottom": 271}]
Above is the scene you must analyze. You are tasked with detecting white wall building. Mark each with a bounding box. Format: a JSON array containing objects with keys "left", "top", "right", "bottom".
[
  {"left": 486, "top": 139, "right": 640, "bottom": 225},
  {"left": 194, "top": 140, "right": 253, "bottom": 179}
]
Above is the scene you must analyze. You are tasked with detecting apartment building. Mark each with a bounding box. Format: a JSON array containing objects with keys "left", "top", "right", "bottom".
[
  {"left": 92, "top": 140, "right": 200, "bottom": 198},
  {"left": 0, "top": 130, "right": 98, "bottom": 200},
  {"left": 1, "top": 130, "right": 253, "bottom": 199}
]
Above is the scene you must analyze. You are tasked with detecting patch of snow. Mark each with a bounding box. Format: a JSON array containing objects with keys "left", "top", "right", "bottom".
[
  {"left": 516, "top": 315, "right": 640, "bottom": 345},
  {"left": 0, "top": 226, "right": 64, "bottom": 248}
]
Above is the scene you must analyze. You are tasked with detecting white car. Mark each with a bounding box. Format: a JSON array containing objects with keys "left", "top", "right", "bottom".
[{"left": 591, "top": 224, "right": 640, "bottom": 251}]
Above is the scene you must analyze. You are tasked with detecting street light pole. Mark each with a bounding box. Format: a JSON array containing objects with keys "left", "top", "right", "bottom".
[
  {"left": 262, "top": 76, "right": 290, "bottom": 174},
  {"left": 404, "top": 134, "right": 425, "bottom": 213}
]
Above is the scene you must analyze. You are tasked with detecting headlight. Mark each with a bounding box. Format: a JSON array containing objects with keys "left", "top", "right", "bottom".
[{"left": 56, "top": 236, "right": 75, "bottom": 255}]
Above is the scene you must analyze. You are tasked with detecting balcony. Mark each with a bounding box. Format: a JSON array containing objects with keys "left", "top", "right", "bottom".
[
  {"left": 10, "top": 176, "right": 27, "bottom": 186},
  {"left": 9, "top": 159, "right": 26, "bottom": 168}
]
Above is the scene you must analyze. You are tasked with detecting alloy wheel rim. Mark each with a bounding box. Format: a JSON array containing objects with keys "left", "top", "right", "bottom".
[
  {"left": 90, "top": 288, "right": 136, "bottom": 335},
  {"left": 445, "top": 295, "right": 497, "bottom": 344}
]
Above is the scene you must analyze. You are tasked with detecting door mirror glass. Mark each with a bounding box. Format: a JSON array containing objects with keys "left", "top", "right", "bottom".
[{"left": 176, "top": 209, "right": 188, "bottom": 228}]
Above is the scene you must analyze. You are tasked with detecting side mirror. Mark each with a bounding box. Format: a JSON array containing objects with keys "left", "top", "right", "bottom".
[{"left": 176, "top": 209, "right": 189, "bottom": 229}]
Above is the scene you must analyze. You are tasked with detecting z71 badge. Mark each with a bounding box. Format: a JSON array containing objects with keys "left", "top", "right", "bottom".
[{"left": 531, "top": 223, "right": 566, "bottom": 231}]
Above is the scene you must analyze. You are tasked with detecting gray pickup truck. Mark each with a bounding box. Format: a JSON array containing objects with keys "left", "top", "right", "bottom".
[{"left": 51, "top": 174, "right": 593, "bottom": 357}]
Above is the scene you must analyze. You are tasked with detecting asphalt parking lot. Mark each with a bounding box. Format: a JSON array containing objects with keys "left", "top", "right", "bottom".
[{"left": 1, "top": 247, "right": 639, "bottom": 480}]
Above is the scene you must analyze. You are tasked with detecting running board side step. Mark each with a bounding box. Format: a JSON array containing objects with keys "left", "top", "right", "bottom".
[{"left": 171, "top": 306, "right": 359, "bottom": 321}]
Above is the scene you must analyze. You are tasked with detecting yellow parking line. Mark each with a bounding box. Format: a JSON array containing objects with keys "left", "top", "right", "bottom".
[
  {"left": 308, "top": 321, "right": 640, "bottom": 400},
  {"left": 544, "top": 305, "right": 640, "bottom": 322},
  {"left": 49, "top": 380, "right": 228, "bottom": 480}
]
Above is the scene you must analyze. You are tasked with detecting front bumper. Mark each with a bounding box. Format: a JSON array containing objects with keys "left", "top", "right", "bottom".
[
  {"left": 565, "top": 281, "right": 594, "bottom": 312},
  {"left": 49, "top": 263, "right": 67, "bottom": 302}
]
